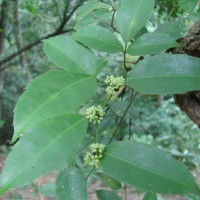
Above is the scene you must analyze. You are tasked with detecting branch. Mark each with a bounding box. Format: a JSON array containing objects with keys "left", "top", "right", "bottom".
[
  {"left": 172, "top": 21, "right": 200, "bottom": 128},
  {"left": 0, "top": 29, "right": 72, "bottom": 72},
  {"left": 0, "top": 0, "right": 11, "bottom": 118},
  {"left": 0, "top": 0, "right": 84, "bottom": 70},
  {"left": 108, "top": 92, "right": 138, "bottom": 144},
  {"left": 0, "top": 0, "right": 10, "bottom": 53}
]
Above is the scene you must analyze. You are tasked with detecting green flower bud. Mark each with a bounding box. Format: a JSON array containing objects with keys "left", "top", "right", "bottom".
[
  {"left": 85, "top": 105, "right": 105, "bottom": 124},
  {"left": 84, "top": 143, "right": 105, "bottom": 168},
  {"left": 104, "top": 75, "right": 125, "bottom": 101}
]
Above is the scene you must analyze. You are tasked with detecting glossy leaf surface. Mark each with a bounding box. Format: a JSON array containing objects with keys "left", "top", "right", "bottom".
[
  {"left": 13, "top": 71, "right": 96, "bottom": 142},
  {"left": 100, "top": 141, "right": 200, "bottom": 194},
  {"left": 96, "top": 190, "right": 121, "bottom": 200},
  {"left": 156, "top": 22, "right": 187, "bottom": 39},
  {"left": 179, "top": 0, "right": 198, "bottom": 12},
  {"left": 0, "top": 115, "right": 87, "bottom": 194},
  {"left": 75, "top": 9, "right": 112, "bottom": 29},
  {"left": 96, "top": 172, "right": 122, "bottom": 190},
  {"left": 96, "top": 59, "right": 107, "bottom": 74},
  {"left": 116, "top": 0, "right": 155, "bottom": 42},
  {"left": 134, "top": 27, "right": 148, "bottom": 40},
  {"left": 44, "top": 36, "right": 96, "bottom": 75},
  {"left": 56, "top": 166, "right": 87, "bottom": 200},
  {"left": 127, "top": 54, "right": 200, "bottom": 94},
  {"left": 127, "top": 32, "right": 179, "bottom": 56},
  {"left": 73, "top": 25, "right": 122, "bottom": 53},
  {"left": 76, "top": 0, "right": 110, "bottom": 21}
]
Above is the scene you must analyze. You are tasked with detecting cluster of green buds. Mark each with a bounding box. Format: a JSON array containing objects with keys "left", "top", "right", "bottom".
[
  {"left": 84, "top": 143, "right": 105, "bottom": 168},
  {"left": 85, "top": 105, "right": 105, "bottom": 124},
  {"left": 104, "top": 75, "right": 125, "bottom": 99}
]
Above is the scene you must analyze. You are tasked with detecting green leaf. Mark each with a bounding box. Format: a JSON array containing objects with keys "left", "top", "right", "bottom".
[
  {"left": 156, "top": 22, "right": 188, "bottom": 39},
  {"left": 126, "top": 54, "right": 200, "bottom": 94},
  {"left": 43, "top": 36, "right": 96, "bottom": 75},
  {"left": 76, "top": 0, "right": 111, "bottom": 21},
  {"left": 127, "top": 32, "right": 179, "bottom": 56},
  {"left": 115, "top": 0, "right": 155, "bottom": 42},
  {"left": 0, "top": 115, "right": 87, "bottom": 194},
  {"left": 96, "top": 172, "right": 122, "bottom": 190},
  {"left": 96, "top": 190, "right": 122, "bottom": 200},
  {"left": 100, "top": 141, "right": 200, "bottom": 195},
  {"left": 56, "top": 166, "right": 87, "bottom": 200},
  {"left": 12, "top": 71, "right": 96, "bottom": 142},
  {"left": 75, "top": 9, "right": 112, "bottom": 29},
  {"left": 143, "top": 193, "right": 157, "bottom": 200},
  {"left": 73, "top": 25, "right": 122, "bottom": 53},
  {"left": 134, "top": 27, "right": 148, "bottom": 40},
  {"left": 39, "top": 184, "right": 57, "bottom": 197},
  {"left": 96, "top": 59, "right": 107, "bottom": 74},
  {"left": 179, "top": 0, "right": 198, "bottom": 13}
]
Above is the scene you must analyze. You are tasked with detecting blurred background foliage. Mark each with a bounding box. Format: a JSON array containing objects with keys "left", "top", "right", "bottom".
[{"left": 0, "top": 0, "right": 200, "bottom": 169}]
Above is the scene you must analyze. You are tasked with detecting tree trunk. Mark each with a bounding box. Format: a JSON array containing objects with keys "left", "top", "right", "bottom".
[
  {"left": 13, "top": 0, "right": 32, "bottom": 82},
  {"left": 0, "top": 0, "right": 10, "bottom": 118},
  {"left": 172, "top": 21, "right": 200, "bottom": 128}
]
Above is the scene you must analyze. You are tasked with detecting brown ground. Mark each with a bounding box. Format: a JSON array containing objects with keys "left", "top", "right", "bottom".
[{"left": 0, "top": 154, "right": 199, "bottom": 200}]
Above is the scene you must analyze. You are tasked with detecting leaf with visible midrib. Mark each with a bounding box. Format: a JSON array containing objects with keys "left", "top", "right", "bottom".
[
  {"left": 73, "top": 25, "right": 122, "bottom": 53},
  {"left": 127, "top": 32, "right": 179, "bottom": 56},
  {"left": 127, "top": 54, "right": 200, "bottom": 94},
  {"left": 12, "top": 71, "right": 96, "bottom": 142},
  {"left": 116, "top": 0, "right": 155, "bottom": 42},
  {"left": 56, "top": 166, "right": 87, "bottom": 200},
  {"left": 96, "top": 172, "right": 122, "bottom": 190},
  {"left": 43, "top": 36, "right": 96, "bottom": 75},
  {"left": 156, "top": 21, "right": 187, "bottom": 39},
  {"left": 0, "top": 114, "right": 87, "bottom": 194},
  {"left": 100, "top": 141, "right": 200, "bottom": 195},
  {"left": 76, "top": 0, "right": 110, "bottom": 21},
  {"left": 96, "top": 59, "right": 107, "bottom": 74},
  {"left": 75, "top": 9, "right": 112, "bottom": 30},
  {"left": 179, "top": 0, "right": 198, "bottom": 13}
]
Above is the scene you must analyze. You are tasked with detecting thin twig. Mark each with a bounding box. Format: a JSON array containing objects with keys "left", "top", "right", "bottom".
[
  {"left": 110, "top": 8, "right": 117, "bottom": 31},
  {"left": 91, "top": 12, "right": 111, "bottom": 28},
  {"left": 128, "top": 119, "right": 132, "bottom": 140},
  {"left": 166, "top": 0, "right": 188, "bottom": 20},
  {"left": 104, "top": 105, "right": 110, "bottom": 114},
  {"left": 123, "top": 43, "right": 128, "bottom": 71},
  {"left": 86, "top": 167, "right": 95, "bottom": 180},
  {"left": 0, "top": 1, "right": 85, "bottom": 69},
  {"left": 95, "top": 124, "right": 99, "bottom": 142},
  {"left": 128, "top": 90, "right": 134, "bottom": 140},
  {"left": 103, "top": 95, "right": 112, "bottom": 107},
  {"left": 0, "top": 29, "right": 72, "bottom": 71},
  {"left": 108, "top": 92, "right": 138, "bottom": 144}
]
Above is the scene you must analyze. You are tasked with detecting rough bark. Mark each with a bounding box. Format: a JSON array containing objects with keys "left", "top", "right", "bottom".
[{"left": 172, "top": 21, "right": 200, "bottom": 128}]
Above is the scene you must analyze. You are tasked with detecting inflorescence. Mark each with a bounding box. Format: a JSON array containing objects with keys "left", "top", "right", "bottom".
[
  {"left": 85, "top": 105, "right": 105, "bottom": 124},
  {"left": 104, "top": 75, "right": 125, "bottom": 99},
  {"left": 84, "top": 143, "right": 105, "bottom": 168}
]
